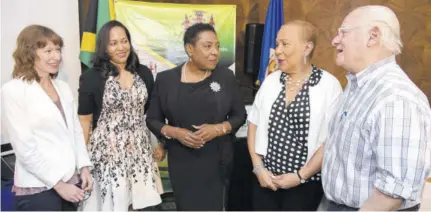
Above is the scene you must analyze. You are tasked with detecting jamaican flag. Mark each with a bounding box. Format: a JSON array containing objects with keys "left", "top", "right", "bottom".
[{"left": 80, "top": 0, "right": 115, "bottom": 68}]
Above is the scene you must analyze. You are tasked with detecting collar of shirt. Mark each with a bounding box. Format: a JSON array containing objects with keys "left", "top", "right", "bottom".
[{"left": 346, "top": 55, "right": 396, "bottom": 89}]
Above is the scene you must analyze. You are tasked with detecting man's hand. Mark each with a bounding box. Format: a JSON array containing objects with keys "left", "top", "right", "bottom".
[{"left": 359, "top": 189, "right": 402, "bottom": 211}]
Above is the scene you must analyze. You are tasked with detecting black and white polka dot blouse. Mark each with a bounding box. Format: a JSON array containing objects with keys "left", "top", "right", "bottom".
[{"left": 263, "top": 65, "right": 323, "bottom": 181}]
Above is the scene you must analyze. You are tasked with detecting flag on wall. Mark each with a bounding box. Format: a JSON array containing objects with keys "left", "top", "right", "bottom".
[
  {"left": 256, "top": 0, "right": 284, "bottom": 86},
  {"left": 79, "top": 0, "right": 115, "bottom": 68}
]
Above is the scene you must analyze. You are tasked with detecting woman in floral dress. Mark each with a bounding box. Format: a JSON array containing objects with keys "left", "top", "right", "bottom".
[{"left": 78, "top": 20, "right": 164, "bottom": 211}]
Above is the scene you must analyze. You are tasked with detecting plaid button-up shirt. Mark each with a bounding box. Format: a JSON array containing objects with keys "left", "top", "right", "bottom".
[{"left": 322, "top": 56, "right": 431, "bottom": 209}]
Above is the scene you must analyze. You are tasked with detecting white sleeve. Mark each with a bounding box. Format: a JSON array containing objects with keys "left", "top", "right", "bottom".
[
  {"left": 248, "top": 85, "right": 264, "bottom": 126},
  {"left": 316, "top": 77, "right": 343, "bottom": 147},
  {"left": 1, "top": 85, "right": 63, "bottom": 188},
  {"left": 69, "top": 86, "right": 92, "bottom": 171}
]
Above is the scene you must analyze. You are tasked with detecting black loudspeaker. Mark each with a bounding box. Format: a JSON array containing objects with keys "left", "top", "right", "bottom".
[
  {"left": 1, "top": 144, "right": 15, "bottom": 181},
  {"left": 244, "top": 23, "right": 264, "bottom": 75}
]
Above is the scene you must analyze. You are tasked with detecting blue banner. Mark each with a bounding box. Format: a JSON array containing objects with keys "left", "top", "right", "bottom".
[{"left": 257, "top": 0, "right": 284, "bottom": 85}]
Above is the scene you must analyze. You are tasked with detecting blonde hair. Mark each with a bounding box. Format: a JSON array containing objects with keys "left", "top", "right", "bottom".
[
  {"left": 286, "top": 20, "right": 319, "bottom": 58},
  {"left": 12, "top": 25, "right": 63, "bottom": 82}
]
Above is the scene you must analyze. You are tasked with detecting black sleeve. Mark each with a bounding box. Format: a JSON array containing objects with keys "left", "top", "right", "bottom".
[
  {"left": 226, "top": 71, "right": 247, "bottom": 134},
  {"left": 139, "top": 65, "right": 154, "bottom": 114},
  {"left": 78, "top": 71, "right": 96, "bottom": 115},
  {"left": 145, "top": 74, "right": 165, "bottom": 139}
]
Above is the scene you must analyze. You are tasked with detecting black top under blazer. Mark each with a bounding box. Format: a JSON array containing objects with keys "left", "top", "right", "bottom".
[
  {"left": 145, "top": 64, "right": 246, "bottom": 140},
  {"left": 78, "top": 64, "right": 154, "bottom": 129}
]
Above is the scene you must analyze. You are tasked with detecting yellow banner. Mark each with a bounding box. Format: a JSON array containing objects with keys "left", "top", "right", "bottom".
[{"left": 115, "top": 0, "right": 236, "bottom": 76}]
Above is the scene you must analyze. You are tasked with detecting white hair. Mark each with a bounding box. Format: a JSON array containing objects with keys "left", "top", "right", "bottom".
[{"left": 352, "top": 5, "right": 403, "bottom": 55}]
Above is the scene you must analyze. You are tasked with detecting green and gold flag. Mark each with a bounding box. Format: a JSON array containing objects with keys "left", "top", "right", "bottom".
[{"left": 80, "top": 0, "right": 115, "bottom": 68}]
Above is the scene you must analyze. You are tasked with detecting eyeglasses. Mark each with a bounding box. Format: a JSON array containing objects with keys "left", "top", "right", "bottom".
[
  {"left": 75, "top": 191, "right": 91, "bottom": 208},
  {"left": 336, "top": 20, "right": 392, "bottom": 38},
  {"left": 336, "top": 26, "right": 362, "bottom": 38}
]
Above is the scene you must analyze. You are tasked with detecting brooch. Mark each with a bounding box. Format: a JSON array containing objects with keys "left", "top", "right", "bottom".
[{"left": 210, "top": 81, "right": 221, "bottom": 92}]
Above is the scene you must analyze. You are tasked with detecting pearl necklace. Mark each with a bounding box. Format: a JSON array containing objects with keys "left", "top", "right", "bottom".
[
  {"left": 182, "top": 62, "right": 208, "bottom": 82},
  {"left": 284, "top": 73, "right": 311, "bottom": 105}
]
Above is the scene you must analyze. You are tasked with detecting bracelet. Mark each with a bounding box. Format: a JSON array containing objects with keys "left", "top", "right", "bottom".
[
  {"left": 214, "top": 125, "right": 221, "bottom": 136},
  {"left": 252, "top": 163, "right": 265, "bottom": 174},
  {"left": 163, "top": 133, "right": 171, "bottom": 139},
  {"left": 162, "top": 128, "right": 172, "bottom": 140},
  {"left": 221, "top": 124, "right": 227, "bottom": 134}
]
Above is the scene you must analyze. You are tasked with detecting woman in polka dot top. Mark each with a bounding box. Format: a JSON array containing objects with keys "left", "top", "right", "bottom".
[{"left": 247, "top": 20, "right": 342, "bottom": 211}]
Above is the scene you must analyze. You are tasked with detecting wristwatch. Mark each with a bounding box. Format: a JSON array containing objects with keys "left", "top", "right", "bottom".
[{"left": 296, "top": 171, "right": 306, "bottom": 184}]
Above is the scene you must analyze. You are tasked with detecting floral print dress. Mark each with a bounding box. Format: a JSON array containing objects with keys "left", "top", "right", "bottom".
[{"left": 82, "top": 74, "right": 162, "bottom": 211}]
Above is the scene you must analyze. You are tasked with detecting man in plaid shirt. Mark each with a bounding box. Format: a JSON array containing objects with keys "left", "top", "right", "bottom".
[{"left": 322, "top": 5, "right": 431, "bottom": 211}]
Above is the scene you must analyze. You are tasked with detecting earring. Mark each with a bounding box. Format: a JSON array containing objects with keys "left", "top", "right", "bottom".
[
  {"left": 303, "top": 55, "right": 307, "bottom": 64},
  {"left": 189, "top": 55, "right": 193, "bottom": 62}
]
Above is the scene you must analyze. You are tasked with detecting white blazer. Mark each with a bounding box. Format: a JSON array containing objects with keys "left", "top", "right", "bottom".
[
  {"left": 248, "top": 70, "right": 342, "bottom": 162},
  {"left": 1, "top": 78, "right": 92, "bottom": 189}
]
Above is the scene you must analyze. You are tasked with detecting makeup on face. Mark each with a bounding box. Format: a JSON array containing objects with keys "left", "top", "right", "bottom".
[
  {"left": 191, "top": 31, "right": 220, "bottom": 70},
  {"left": 107, "top": 26, "right": 131, "bottom": 65},
  {"left": 34, "top": 41, "right": 62, "bottom": 76}
]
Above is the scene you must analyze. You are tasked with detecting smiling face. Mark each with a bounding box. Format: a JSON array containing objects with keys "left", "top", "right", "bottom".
[
  {"left": 275, "top": 24, "right": 313, "bottom": 74},
  {"left": 331, "top": 13, "right": 368, "bottom": 73},
  {"left": 34, "top": 41, "right": 62, "bottom": 76},
  {"left": 186, "top": 30, "right": 220, "bottom": 70},
  {"left": 106, "top": 26, "right": 131, "bottom": 66}
]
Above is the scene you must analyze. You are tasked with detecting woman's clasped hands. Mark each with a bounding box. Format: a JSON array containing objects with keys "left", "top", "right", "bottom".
[
  {"left": 254, "top": 164, "right": 301, "bottom": 191},
  {"left": 174, "top": 124, "right": 222, "bottom": 149}
]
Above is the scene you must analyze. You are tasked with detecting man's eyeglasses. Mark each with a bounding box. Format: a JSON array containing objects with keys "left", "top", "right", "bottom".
[
  {"left": 336, "top": 20, "right": 392, "bottom": 38},
  {"left": 336, "top": 26, "right": 362, "bottom": 38}
]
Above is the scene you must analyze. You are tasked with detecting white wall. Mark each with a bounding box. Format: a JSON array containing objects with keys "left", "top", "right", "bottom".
[
  {"left": 1, "top": 0, "right": 82, "bottom": 144},
  {"left": 1, "top": 0, "right": 81, "bottom": 97}
]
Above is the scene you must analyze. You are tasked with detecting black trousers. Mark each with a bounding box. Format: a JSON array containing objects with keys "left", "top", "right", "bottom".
[
  {"left": 327, "top": 200, "right": 420, "bottom": 211},
  {"left": 14, "top": 189, "right": 77, "bottom": 211},
  {"left": 252, "top": 177, "right": 324, "bottom": 211}
]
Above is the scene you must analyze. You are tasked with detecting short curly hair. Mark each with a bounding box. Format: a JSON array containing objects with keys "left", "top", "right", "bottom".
[
  {"left": 12, "top": 25, "right": 63, "bottom": 82},
  {"left": 183, "top": 23, "right": 216, "bottom": 46}
]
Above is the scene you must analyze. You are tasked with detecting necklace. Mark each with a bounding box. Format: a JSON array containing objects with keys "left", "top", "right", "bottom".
[
  {"left": 182, "top": 62, "right": 208, "bottom": 82},
  {"left": 284, "top": 72, "right": 311, "bottom": 106},
  {"left": 285, "top": 74, "right": 310, "bottom": 91}
]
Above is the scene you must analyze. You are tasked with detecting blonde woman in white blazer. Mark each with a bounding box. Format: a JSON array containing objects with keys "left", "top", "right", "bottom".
[
  {"left": 1, "top": 25, "right": 93, "bottom": 211},
  {"left": 247, "top": 20, "right": 342, "bottom": 211}
]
